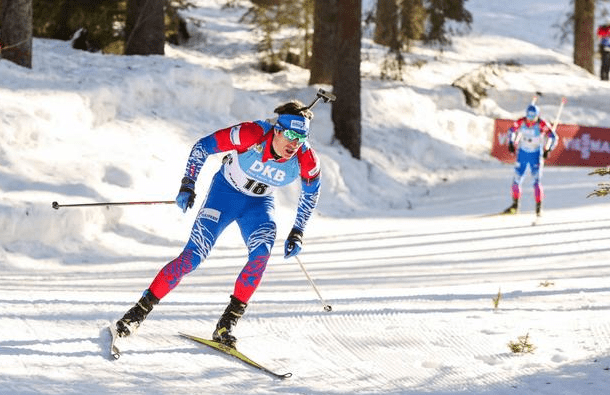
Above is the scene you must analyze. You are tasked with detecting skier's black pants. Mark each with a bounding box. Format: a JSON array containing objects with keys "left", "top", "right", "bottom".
[{"left": 601, "top": 45, "right": 610, "bottom": 81}]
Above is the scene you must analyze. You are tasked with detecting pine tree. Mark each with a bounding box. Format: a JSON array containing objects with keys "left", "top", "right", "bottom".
[
  {"left": 243, "top": 0, "right": 314, "bottom": 72},
  {"left": 425, "top": 0, "right": 472, "bottom": 45}
]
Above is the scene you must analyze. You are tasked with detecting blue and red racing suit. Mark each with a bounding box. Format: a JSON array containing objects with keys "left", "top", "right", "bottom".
[
  {"left": 508, "top": 117, "right": 557, "bottom": 203},
  {"left": 598, "top": 24, "right": 610, "bottom": 80},
  {"left": 148, "top": 119, "right": 321, "bottom": 303}
]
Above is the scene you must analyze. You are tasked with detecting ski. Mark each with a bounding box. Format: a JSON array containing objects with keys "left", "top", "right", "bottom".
[
  {"left": 479, "top": 211, "right": 542, "bottom": 225},
  {"left": 107, "top": 324, "right": 121, "bottom": 360},
  {"left": 480, "top": 210, "right": 517, "bottom": 217},
  {"left": 179, "top": 332, "right": 292, "bottom": 379}
]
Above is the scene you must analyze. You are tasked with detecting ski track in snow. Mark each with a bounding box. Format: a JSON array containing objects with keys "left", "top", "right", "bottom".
[{"left": 2, "top": 202, "right": 610, "bottom": 394}]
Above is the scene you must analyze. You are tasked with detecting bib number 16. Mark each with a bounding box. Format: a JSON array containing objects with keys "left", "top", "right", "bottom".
[{"left": 243, "top": 178, "right": 269, "bottom": 195}]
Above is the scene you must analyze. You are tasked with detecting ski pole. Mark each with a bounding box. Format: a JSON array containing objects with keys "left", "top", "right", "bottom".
[
  {"left": 545, "top": 97, "right": 567, "bottom": 151},
  {"left": 551, "top": 97, "right": 567, "bottom": 133},
  {"left": 52, "top": 200, "right": 175, "bottom": 209},
  {"left": 294, "top": 256, "right": 332, "bottom": 312}
]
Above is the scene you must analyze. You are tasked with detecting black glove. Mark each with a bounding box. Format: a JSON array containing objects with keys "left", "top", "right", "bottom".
[
  {"left": 176, "top": 177, "right": 196, "bottom": 213},
  {"left": 508, "top": 142, "right": 515, "bottom": 154},
  {"left": 284, "top": 228, "right": 303, "bottom": 258},
  {"left": 543, "top": 149, "right": 550, "bottom": 159}
]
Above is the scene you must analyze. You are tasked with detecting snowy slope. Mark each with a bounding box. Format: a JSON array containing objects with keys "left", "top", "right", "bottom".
[{"left": 1, "top": 0, "right": 610, "bottom": 394}]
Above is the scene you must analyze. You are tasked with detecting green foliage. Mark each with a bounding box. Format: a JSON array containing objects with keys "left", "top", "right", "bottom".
[
  {"left": 33, "top": 0, "right": 124, "bottom": 52},
  {"left": 374, "top": 0, "right": 471, "bottom": 79},
  {"left": 492, "top": 288, "right": 502, "bottom": 309},
  {"left": 166, "top": 0, "right": 192, "bottom": 45},
  {"left": 241, "top": 0, "right": 314, "bottom": 73},
  {"left": 588, "top": 166, "right": 610, "bottom": 197},
  {"left": 31, "top": 0, "right": 192, "bottom": 54},
  {"left": 380, "top": 51, "right": 406, "bottom": 81},
  {"left": 424, "top": 0, "right": 472, "bottom": 45},
  {"left": 400, "top": 0, "right": 426, "bottom": 46},
  {"left": 508, "top": 333, "right": 536, "bottom": 354}
]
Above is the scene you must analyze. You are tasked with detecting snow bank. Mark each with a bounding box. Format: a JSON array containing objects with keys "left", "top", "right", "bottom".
[{"left": 0, "top": 39, "right": 235, "bottom": 255}]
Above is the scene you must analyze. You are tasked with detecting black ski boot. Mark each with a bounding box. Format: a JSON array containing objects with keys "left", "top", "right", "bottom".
[
  {"left": 116, "top": 290, "right": 159, "bottom": 337},
  {"left": 536, "top": 201, "right": 542, "bottom": 217},
  {"left": 212, "top": 295, "right": 247, "bottom": 348},
  {"left": 503, "top": 197, "right": 519, "bottom": 215}
]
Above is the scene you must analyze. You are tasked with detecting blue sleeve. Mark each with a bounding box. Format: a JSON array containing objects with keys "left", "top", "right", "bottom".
[
  {"left": 547, "top": 128, "right": 558, "bottom": 151},
  {"left": 508, "top": 127, "right": 517, "bottom": 143},
  {"left": 293, "top": 177, "right": 321, "bottom": 233},
  {"left": 184, "top": 134, "right": 221, "bottom": 181}
]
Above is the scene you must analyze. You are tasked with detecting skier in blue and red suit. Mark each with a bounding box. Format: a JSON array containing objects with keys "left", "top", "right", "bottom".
[
  {"left": 115, "top": 100, "right": 321, "bottom": 347},
  {"left": 503, "top": 103, "right": 557, "bottom": 217},
  {"left": 598, "top": 23, "right": 610, "bottom": 81}
]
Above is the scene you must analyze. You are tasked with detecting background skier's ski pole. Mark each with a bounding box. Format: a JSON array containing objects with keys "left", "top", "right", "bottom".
[
  {"left": 545, "top": 96, "right": 567, "bottom": 151},
  {"left": 551, "top": 97, "right": 567, "bottom": 133},
  {"left": 52, "top": 200, "right": 175, "bottom": 209},
  {"left": 294, "top": 256, "right": 332, "bottom": 312}
]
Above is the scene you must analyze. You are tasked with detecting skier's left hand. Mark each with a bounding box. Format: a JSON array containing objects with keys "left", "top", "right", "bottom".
[
  {"left": 543, "top": 149, "right": 550, "bottom": 159},
  {"left": 176, "top": 177, "right": 196, "bottom": 213},
  {"left": 284, "top": 228, "right": 303, "bottom": 258}
]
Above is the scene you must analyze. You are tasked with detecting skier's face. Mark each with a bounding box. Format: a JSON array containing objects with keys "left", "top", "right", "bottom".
[{"left": 272, "top": 127, "right": 304, "bottom": 159}]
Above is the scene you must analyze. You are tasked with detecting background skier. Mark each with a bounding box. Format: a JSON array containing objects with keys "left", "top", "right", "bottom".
[
  {"left": 115, "top": 100, "right": 321, "bottom": 348},
  {"left": 598, "top": 23, "right": 610, "bottom": 81},
  {"left": 504, "top": 102, "right": 557, "bottom": 216}
]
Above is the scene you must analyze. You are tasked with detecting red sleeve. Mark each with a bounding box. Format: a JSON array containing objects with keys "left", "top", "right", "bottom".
[
  {"left": 538, "top": 119, "right": 553, "bottom": 133},
  {"left": 297, "top": 146, "right": 321, "bottom": 182},
  {"left": 213, "top": 122, "right": 267, "bottom": 153},
  {"left": 510, "top": 118, "right": 526, "bottom": 131}
]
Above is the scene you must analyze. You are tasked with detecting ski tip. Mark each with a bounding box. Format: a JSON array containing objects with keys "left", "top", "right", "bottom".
[
  {"left": 179, "top": 332, "right": 202, "bottom": 342},
  {"left": 280, "top": 372, "right": 293, "bottom": 379}
]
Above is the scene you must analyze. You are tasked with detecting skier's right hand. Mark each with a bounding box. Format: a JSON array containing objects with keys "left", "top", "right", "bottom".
[
  {"left": 176, "top": 177, "right": 196, "bottom": 213},
  {"left": 284, "top": 228, "right": 303, "bottom": 259},
  {"left": 508, "top": 142, "right": 515, "bottom": 154}
]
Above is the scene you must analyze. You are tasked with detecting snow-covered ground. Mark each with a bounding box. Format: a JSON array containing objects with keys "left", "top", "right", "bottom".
[{"left": 2, "top": 0, "right": 610, "bottom": 394}]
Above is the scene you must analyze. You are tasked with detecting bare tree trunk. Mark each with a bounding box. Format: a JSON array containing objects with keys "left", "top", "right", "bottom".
[
  {"left": 125, "top": 0, "right": 165, "bottom": 55},
  {"left": 332, "top": 0, "right": 361, "bottom": 159},
  {"left": 374, "top": 0, "right": 398, "bottom": 47},
  {"left": 574, "top": 0, "right": 595, "bottom": 74},
  {"left": 1, "top": 0, "right": 32, "bottom": 68},
  {"left": 309, "top": 0, "right": 337, "bottom": 85}
]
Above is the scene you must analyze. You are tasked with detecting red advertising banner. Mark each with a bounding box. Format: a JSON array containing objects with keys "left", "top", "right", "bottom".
[{"left": 491, "top": 119, "right": 610, "bottom": 167}]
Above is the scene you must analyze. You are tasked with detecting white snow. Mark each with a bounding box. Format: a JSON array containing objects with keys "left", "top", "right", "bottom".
[{"left": 2, "top": 0, "right": 610, "bottom": 394}]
